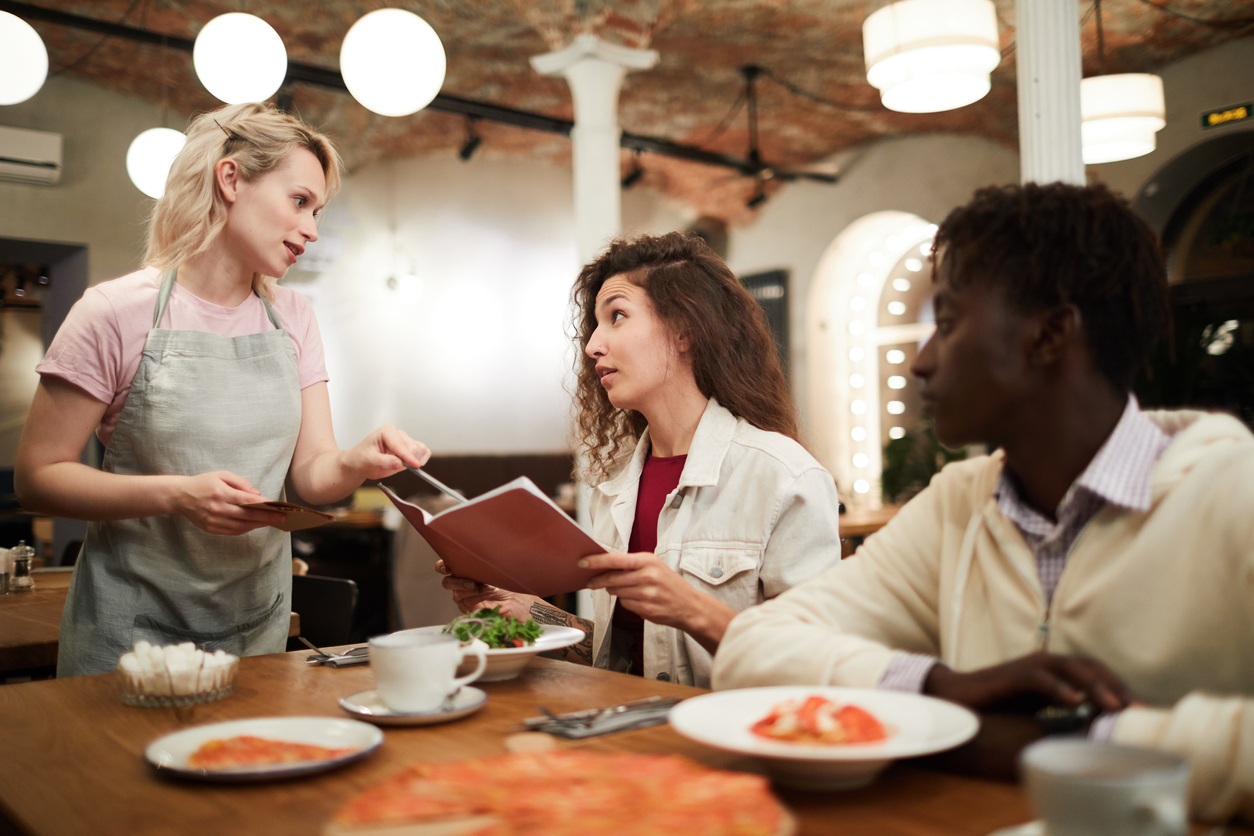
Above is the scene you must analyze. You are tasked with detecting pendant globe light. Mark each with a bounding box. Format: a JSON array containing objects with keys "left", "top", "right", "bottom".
[
  {"left": 340, "top": 9, "right": 446, "bottom": 117},
  {"left": 862, "top": 0, "right": 1001, "bottom": 113},
  {"left": 0, "top": 12, "right": 49, "bottom": 105},
  {"left": 193, "top": 13, "right": 287, "bottom": 104},
  {"left": 126, "top": 127, "right": 187, "bottom": 199}
]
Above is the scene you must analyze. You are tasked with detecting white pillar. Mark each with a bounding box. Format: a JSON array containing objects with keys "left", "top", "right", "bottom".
[
  {"left": 531, "top": 35, "right": 658, "bottom": 263},
  {"left": 1015, "top": 0, "right": 1085, "bottom": 185}
]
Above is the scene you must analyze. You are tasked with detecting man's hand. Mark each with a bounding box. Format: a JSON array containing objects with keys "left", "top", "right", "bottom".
[
  {"left": 924, "top": 651, "right": 1133, "bottom": 713},
  {"left": 434, "top": 559, "right": 542, "bottom": 620}
]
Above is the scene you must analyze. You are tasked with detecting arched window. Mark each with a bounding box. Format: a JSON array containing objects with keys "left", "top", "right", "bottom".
[{"left": 805, "top": 212, "right": 936, "bottom": 509}]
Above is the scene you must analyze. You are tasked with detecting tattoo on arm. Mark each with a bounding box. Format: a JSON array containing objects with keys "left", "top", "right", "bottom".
[{"left": 529, "top": 602, "right": 595, "bottom": 666}]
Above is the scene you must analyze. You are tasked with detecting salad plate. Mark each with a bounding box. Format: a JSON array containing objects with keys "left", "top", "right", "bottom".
[
  {"left": 397, "top": 623, "right": 585, "bottom": 681},
  {"left": 145, "top": 716, "right": 382, "bottom": 782},
  {"left": 669, "top": 686, "right": 979, "bottom": 791},
  {"left": 339, "top": 686, "right": 488, "bottom": 726}
]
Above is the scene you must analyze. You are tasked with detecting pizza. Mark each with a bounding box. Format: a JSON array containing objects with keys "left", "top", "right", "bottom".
[
  {"left": 327, "top": 750, "right": 794, "bottom": 836},
  {"left": 187, "top": 735, "right": 357, "bottom": 771},
  {"left": 751, "top": 695, "right": 889, "bottom": 746}
]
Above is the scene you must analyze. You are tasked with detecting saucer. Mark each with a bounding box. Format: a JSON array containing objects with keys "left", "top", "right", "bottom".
[
  {"left": 986, "top": 822, "right": 1042, "bottom": 836},
  {"left": 339, "top": 687, "right": 488, "bottom": 727}
]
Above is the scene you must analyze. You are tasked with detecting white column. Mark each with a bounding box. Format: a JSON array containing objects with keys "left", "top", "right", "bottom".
[
  {"left": 531, "top": 35, "right": 658, "bottom": 263},
  {"left": 1015, "top": 0, "right": 1085, "bottom": 185}
]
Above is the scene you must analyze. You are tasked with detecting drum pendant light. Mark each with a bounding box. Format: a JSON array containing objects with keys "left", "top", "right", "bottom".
[
  {"left": 0, "top": 12, "right": 49, "bottom": 105},
  {"left": 862, "top": 0, "right": 1001, "bottom": 114},
  {"left": 1080, "top": 73, "right": 1165, "bottom": 164},
  {"left": 340, "top": 9, "right": 446, "bottom": 117},
  {"left": 126, "top": 127, "right": 187, "bottom": 199},
  {"left": 193, "top": 13, "right": 288, "bottom": 104}
]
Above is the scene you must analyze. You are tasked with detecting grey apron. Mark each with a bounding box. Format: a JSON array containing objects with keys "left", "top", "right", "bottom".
[{"left": 58, "top": 269, "right": 302, "bottom": 677}]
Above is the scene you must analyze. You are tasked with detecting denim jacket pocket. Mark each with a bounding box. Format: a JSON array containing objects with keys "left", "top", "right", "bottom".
[{"left": 678, "top": 544, "right": 761, "bottom": 612}]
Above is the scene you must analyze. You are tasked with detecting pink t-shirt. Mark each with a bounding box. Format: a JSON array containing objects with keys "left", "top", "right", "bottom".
[{"left": 37, "top": 266, "right": 329, "bottom": 447}]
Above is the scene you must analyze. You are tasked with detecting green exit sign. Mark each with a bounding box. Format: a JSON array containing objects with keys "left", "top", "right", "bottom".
[{"left": 1202, "top": 103, "right": 1252, "bottom": 129}]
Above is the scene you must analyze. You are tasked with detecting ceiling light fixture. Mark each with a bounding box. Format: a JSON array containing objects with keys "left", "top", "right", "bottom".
[
  {"left": 862, "top": 0, "right": 1001, "bottom": 113},
  {"left": 458, "top": 117, "right": 481, "bottom": 161},
  {"left": 193, "top": 13, "right": 287, "bottom": 104},
  {"left": 746, "top": 181, "right": 768, "bottom": 209},
  {"left": 0, "top": 11, "right": 49, "bottom": 105},
  {"left": 621, "top": 151, "right": 644, "bottom": 189},
  {"left": 126, "top": 127, "right": 186, "bottom": 198},
  {"left": 1079, "top": 1, "right": 1165, "bottom": 164},
  {"left": 340, "top": 8, "right": 446, "bottom": 117}
]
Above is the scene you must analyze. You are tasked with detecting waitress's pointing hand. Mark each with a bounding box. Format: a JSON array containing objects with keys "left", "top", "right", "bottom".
[
  {"left": 171, "top": 471, "right": 287, "bottom": 536},
  {"left": 344, "top": 424, "right": 431, "bottom": 482}
]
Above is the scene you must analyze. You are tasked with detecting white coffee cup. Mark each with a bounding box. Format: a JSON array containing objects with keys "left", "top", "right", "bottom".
[
  {"left": 1021, "top": 739, "right": 1191, "bottom": 836},
  {"left": 368, "top": 631, "right": 487, "bottom": 713}
]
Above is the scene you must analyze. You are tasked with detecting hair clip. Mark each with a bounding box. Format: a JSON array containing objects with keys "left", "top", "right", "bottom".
[{"left": 214, "top": 118, "right": 241, "bottom": 143}]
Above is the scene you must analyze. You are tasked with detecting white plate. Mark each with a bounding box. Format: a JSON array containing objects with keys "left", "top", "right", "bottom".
[
  {"left": 668, "top": 686, "right": 980, "bottom": 791},
  {"left": 398, "top": 624, "right": 585, "bottom": 682},
  {"left": 339, "top": 686, "right": 488, "bottom": 726},
  {"left": 144, "top": 716, "right": 383, "bottom": 782}
]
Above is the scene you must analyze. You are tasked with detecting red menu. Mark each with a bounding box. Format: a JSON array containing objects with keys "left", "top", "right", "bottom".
[{"left": 380, "top": 477, "right": 603, "bottom": 598}]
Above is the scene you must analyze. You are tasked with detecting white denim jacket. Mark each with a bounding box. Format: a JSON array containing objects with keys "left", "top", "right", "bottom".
[{"left": 589, "top": 398, "right": 842, "bottom": 688}]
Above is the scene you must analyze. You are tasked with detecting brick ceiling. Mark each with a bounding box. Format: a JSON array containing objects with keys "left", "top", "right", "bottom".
[{"left": 16, "top": 0, "right": 1254, "bottom": 223}]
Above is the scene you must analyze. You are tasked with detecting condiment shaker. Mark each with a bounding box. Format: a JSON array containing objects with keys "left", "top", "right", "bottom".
[{"left": 10, "top": 541, "right": 34, "bottom": 593}]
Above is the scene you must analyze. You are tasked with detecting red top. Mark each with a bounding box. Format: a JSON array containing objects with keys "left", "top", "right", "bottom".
[{"left": 611, "top": 452, "right": 687, "bottom": 676}]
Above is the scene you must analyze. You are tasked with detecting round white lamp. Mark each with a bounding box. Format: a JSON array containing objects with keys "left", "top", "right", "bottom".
[
  {"left": 1080, "top": 73, "right": 1166, "bottom": 165},
  {"left": 340, "top": 9, "right": 446, "bottom": 117},
  {"left": 193, "top": 13, "right": 287, "bottom": 104},
  {"left": 0, "top": 12, "right": 49, "bottom": 105},
  {"left": 863, "top": 0, "right": 1001, "bottom": 113},
  {"left": 127, "top": 128, "right": 187, "bottom": 199}
]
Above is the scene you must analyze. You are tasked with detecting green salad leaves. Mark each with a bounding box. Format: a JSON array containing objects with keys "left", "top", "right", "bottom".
[{"left": 443, "top": 608, "right": 543, "bottom": 649}]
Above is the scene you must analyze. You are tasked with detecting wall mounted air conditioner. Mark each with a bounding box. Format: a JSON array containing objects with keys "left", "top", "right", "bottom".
[{"left": 0, "top": 125, "right": 63, "bottom": 186}]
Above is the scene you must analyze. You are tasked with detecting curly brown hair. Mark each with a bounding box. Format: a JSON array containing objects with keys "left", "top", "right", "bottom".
[
  {"left": 933, "top": 182, "right": 1170, "bottom": 390},
  {"left": 570, "top": 232, "right": 798, "bottom": 482}
]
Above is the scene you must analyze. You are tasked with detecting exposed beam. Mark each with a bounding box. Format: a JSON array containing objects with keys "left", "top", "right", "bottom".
[{"left": 1, "top": 0, "right": 837, "bottom": 183}]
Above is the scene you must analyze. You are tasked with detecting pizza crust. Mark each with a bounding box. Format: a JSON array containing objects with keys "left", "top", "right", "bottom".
[{"left": 325, "top": 751, "right": 795, "bottom": 836}]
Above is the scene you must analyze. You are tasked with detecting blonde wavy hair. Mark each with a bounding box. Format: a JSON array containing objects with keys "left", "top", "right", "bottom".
[{"left": 144, "top": 102, "right": 343, "bottom": 300}]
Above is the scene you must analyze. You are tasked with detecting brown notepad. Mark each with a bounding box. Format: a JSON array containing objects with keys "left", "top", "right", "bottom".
[
  {"left": 242, "top": 500, "right": 335, "bottom": 532},
  {"left": 380, "top": 477, "right": 603, "bottom": 597}
]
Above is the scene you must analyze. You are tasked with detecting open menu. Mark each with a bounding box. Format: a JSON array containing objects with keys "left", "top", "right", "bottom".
[{"left": 379, "top": 477, "right": 603, "bottom": 598}]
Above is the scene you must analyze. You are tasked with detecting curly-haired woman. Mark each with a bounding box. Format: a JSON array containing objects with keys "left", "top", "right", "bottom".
[{"left": 440, "top": 232, "right": 841, "bottom": 687}]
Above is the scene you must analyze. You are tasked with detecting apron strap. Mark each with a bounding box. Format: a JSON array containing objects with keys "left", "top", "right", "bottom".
[
  {"left": 153, "top": 267, "right": 284, "bottom": 331},
  {"left": 258, "top": 292, "right": 283, "bottom": 330},
  {"left": 154, "top": 268, "right": 178, "bottom": 328}
]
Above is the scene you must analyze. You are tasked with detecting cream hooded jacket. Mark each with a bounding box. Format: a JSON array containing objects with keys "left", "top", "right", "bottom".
[
  {"left": 589, "top": 398, "right": 842, "bottom": 688},
  {"left": 713, "top": 410, "right": 1254, "bottom": 822}
]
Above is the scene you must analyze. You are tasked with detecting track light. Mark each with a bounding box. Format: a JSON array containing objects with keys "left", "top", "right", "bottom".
[
  {"left": 746, "top": 182, "right": 768, "bottom": 209},
  {"left": 621, "top": 152, "right": 644, "bottom": 189},
  {"left": 458, "top": 117, "right": 481, "bottom": 161}
]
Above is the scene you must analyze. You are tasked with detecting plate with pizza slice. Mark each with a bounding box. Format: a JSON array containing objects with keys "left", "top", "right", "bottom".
[
  {"left": 145, "top": 716, "right": 383, "bottom": 782},
  {"left": 669, "top": 686, "right": 979, "bottom": 791}
]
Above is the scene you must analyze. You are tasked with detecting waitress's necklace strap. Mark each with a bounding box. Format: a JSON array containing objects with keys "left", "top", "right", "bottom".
[
  {"left": 153, "top": 267, "right": 284, "bottom": 332},
  {"left": 153, "top": 267, "right": 179, "bottom": 328}
]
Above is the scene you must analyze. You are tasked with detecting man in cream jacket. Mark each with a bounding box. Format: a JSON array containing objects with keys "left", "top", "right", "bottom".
[{"left": 713, "top": 182, "right": 1254, "bottom": 824}]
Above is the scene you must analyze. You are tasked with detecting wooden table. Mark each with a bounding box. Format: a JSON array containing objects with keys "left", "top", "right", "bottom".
[
  {"left": 0, "top": 572, "right": 299, "bottom": 675},
  {"left": 0, "top": 654, "right": 1237, "bottom": 836},
  {"left": 839, "top": 505, "right": 901, "bottom": 556}
]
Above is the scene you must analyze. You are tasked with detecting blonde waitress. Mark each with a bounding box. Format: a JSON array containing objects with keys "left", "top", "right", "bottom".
[{"left": 16, "top": 103, "right": 430, "bottom": 677}]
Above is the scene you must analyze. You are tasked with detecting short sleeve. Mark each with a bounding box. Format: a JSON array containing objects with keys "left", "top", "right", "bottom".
[
  {"left": 272, "top": 287, "right": 329, "bottom": 389},
  {"left": 35, "top": 287, "right": 124, "bottom": 404}
]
